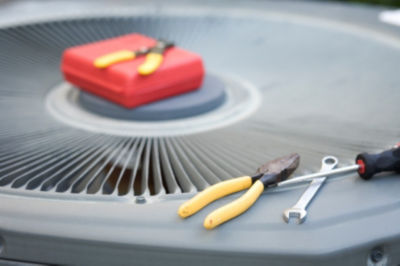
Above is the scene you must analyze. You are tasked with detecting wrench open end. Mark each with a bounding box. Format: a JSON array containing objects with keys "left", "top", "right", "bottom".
[{"left": 283, "top": 208, "right": 307, "bottom": 224}]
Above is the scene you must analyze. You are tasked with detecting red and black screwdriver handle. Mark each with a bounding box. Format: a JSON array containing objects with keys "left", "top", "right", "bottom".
[{"left": 356, "top": 145, "right": 400, "bottom": 180}]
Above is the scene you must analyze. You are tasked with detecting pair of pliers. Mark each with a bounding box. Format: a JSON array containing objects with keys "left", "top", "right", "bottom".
[
  {"left": 93, "top": 39, "right": 174, "bottom": 75},
  {"left": 178, "top": 153, "right": 300, "bottom": 229}
]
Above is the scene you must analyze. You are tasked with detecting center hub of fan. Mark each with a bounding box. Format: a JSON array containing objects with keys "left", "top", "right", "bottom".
[
  {"left": 78, "top": 75, "right": 227, "bottom": 121},
  {"left": 45, "top": 73, "right": 261, "bottom": 137}
]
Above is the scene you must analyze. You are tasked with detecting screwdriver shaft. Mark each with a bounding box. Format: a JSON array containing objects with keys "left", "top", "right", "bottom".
[{"left": 277, "top": 164, "right": 360, "bottom": 187}]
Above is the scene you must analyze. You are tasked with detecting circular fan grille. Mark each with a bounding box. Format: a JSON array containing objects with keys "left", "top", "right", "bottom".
[{"left": 0, "top": 12, "right": 399, "bottom": 199}]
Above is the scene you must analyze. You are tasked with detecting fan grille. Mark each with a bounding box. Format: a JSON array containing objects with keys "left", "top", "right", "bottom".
[
  {"left": 1, "top": 13, "right": 399, "bottom": 198},
  {"left": 0, "top": 16, "right": 265, "bottom": 197}
]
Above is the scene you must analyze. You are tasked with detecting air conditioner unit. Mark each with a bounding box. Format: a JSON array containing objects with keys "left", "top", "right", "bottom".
[{"left": 0, "top": 1, "right": 399, "bottom": 265}]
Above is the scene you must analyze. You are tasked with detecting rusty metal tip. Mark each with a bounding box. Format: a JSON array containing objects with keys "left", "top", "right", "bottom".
[
  {"left": 288, "top": 152, "right": 301, "bottom": 165},
  {"left": 256, "top": 153, "right": 300, "bottom": 175}
]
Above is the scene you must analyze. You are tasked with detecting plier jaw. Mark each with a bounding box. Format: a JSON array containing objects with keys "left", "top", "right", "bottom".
[
  {"left": 134, "top": 40, "right": 174, "bottom": 56},
  {"left": 149, "top": 40, "right": 174, "bottom": 54}
]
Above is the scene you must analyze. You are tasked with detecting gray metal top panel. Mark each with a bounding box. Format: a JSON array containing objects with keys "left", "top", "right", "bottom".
[{"left": 0, "top": 0, "right": 399, "bottom": 265}]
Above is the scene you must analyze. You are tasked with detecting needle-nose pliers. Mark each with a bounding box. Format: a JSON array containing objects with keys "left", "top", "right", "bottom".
[
  {"left": 178, "top": 153, "right": 300, "bottom": 229},
  {"left": 94, "top": 39, "right": 174, "bottom": 75}
]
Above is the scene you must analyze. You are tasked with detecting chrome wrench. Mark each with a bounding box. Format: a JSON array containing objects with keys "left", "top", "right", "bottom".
[{"left": 283, "top": 156, "right": 338, "bottom": 224}]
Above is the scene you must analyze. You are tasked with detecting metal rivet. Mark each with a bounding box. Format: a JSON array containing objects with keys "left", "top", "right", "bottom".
[
  {"left": 0, "top": 236, "right": 4, "bottom": 254},
  {"left": 136, "top": 196, "right": 146, "bottom": 204},
  {"left": 370, "top": 247, "right": 384, "bottom": 263}
]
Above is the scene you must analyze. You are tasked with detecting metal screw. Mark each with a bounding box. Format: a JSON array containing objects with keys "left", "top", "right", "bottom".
[
  {"left": 135, "top": 196, "right": 146, "bottom": 204},
  {"left": 0, "top": 236, "right": 4, "bottom": 254},
  {"left": 370, "top": 247, "right": 384, "bottom": 263}
]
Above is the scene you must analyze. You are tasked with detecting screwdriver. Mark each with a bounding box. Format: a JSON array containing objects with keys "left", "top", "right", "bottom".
[{"left": 276, "top": 145, "right": 400, "bottom": 187}]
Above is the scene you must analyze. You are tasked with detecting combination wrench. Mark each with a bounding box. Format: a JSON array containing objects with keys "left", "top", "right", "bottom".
[{"left": 283, "top": 156, "right": 338, "bottom": 224}]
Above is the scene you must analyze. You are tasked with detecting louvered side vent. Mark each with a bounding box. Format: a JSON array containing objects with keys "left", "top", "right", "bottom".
[
  {"left": 0, "top": 134, "right": 250, "bottom": 196},
  {"left": 1, "top": 123, "right": 279, "bottom": 196},
  {"left": 0, "top": 17, "right": 279, "bottom": 197},
  {"left": 1, "top": 15, "right": 379, "bottom": 198}
]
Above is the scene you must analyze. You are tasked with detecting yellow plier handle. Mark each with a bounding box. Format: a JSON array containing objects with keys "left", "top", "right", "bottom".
[
  {"left": 203, "top": 180, "right": 264, "bottom": 229},
  {"left": 137, "top": 53, "right": 164, "bottom": 76},
  {"left": 93, "top": 50, "right": 164, "bottom": 75},
  {"left": 178, "top": 176, "right": 253, "bottom": 218},
  {"left": 137, "top": 40, "right": 173, "bottom": 75},
  {"left": 94, "top": 50, "right": 136, "bottom": 68}
]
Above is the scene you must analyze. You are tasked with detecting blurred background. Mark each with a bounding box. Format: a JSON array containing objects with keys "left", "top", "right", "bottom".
[{"left": 336, "top": 0, "right": 400, "bottom": 6}]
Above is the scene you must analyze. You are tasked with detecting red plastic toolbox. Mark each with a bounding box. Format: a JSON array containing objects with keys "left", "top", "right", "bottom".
[{"left": 61, "top": 34, "right": 204, "bottom": 108}]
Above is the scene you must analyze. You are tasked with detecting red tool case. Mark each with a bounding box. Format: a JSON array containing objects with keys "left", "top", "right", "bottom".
[{"left": 61, "top": 34, "right": 204, "bottom": 108}]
